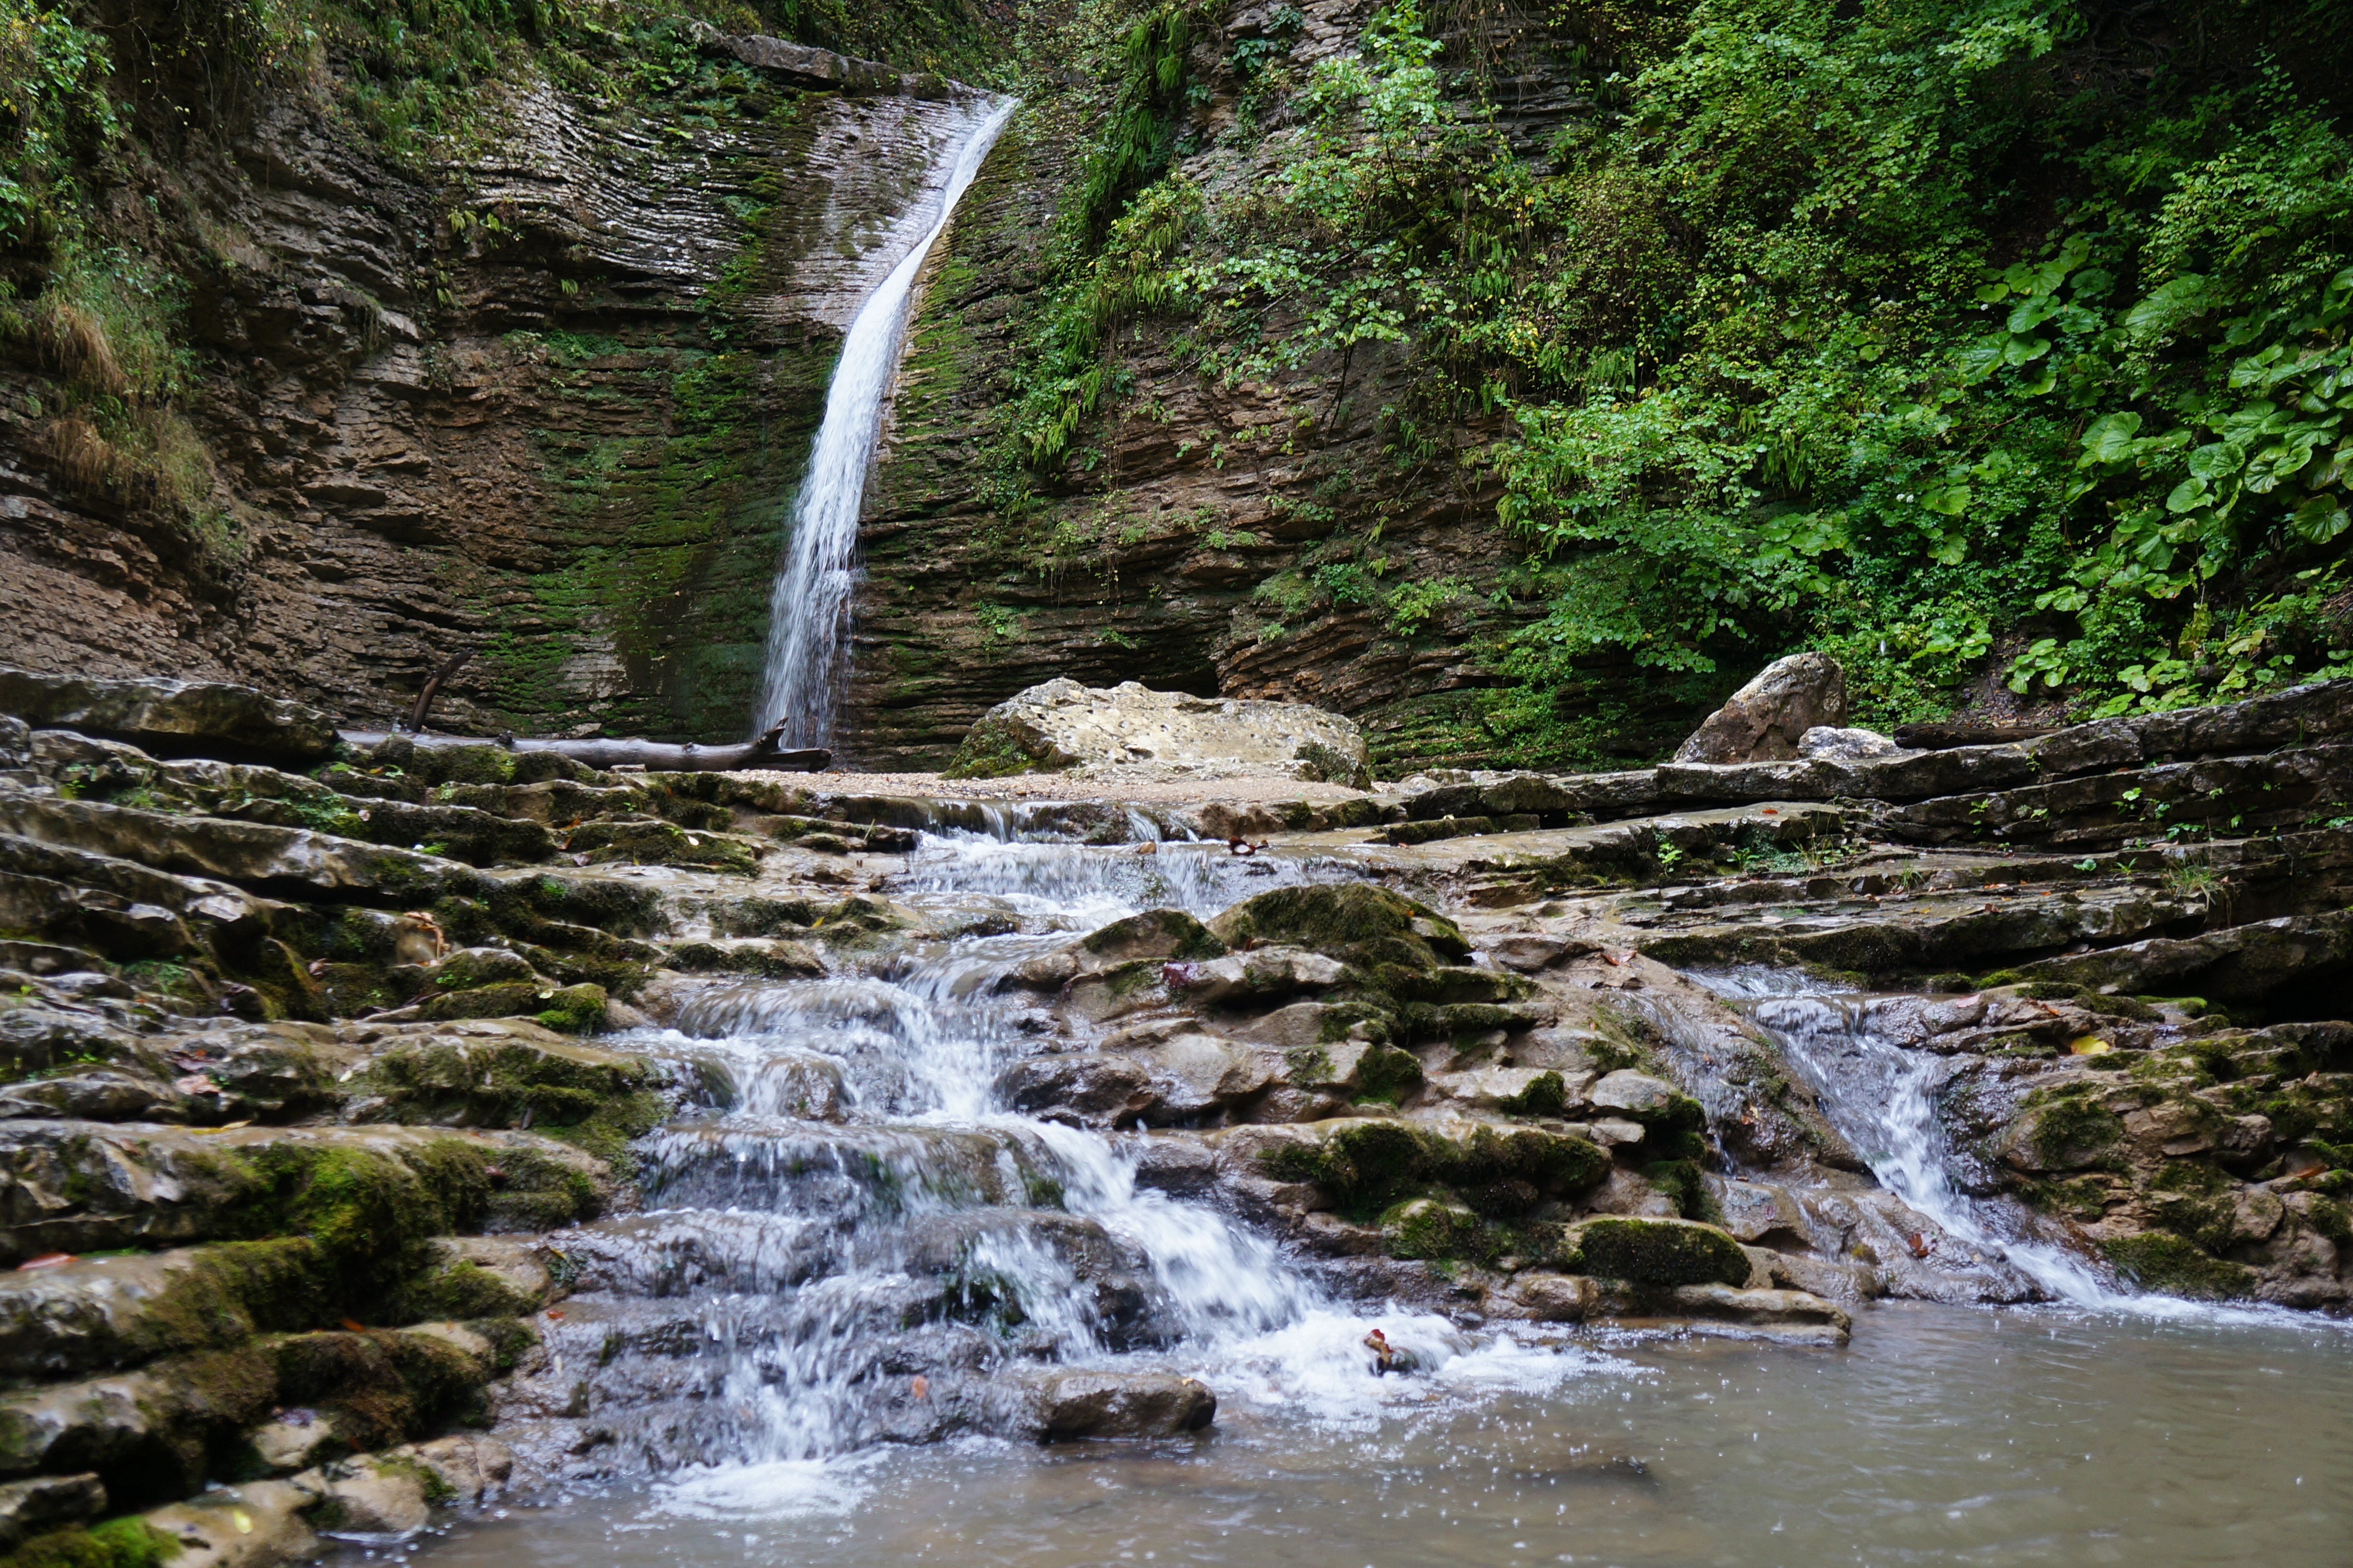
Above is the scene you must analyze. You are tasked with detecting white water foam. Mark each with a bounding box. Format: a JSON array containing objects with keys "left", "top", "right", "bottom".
[{"left": 1700, "top": 968, "right": 2326, "bottom": 1325}]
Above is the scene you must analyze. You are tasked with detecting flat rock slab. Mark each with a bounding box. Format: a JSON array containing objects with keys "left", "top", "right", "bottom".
[
  {"left": 0, "top": 668, "right": 338, "bottom": 767},
  {"left": 0, "top": 1122, "right": 613, "bottom": 1262}
]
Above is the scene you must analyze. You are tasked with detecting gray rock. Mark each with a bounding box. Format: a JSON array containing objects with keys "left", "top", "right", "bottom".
[
  {"left": 0, "top": 667, "right": 340, "bottom": 766},
  {"left": 2013, "top": 909, "right": 2353, "bottom": 1002},
  {"left": 143, "top": 1477, "right": 319, "bottom": 1568},
  {"left": 1673, "top": 652, "right": 1848, "bottom": 764},
  {"left": 1425, "top": 1065, "right": 1593, "bottom": 1113},
  {"left": 1766, "top": 1253, "right": 1886, "bottom": 1302},
  {"left": 993, "top": 1055, "right": 1153, "bottom": 1126},
  {"left": 995, "top": 1369, "right": 1217, "bottom": 1441},
  {"left": 1486, "top": 933, "right": 1601, "bottom": 972},
  {"left": 0, "top": 1472, "right": 106, "bottom": 1550},
  {"left": 1590, "top": 1069, "right": 1678, "bottom": 1117},
  {"left": 1709, "top": 1179, "right": 1806, "bottom": 1243},
  {"left": 0, "top": 1121, "right": 613, "bottom": 1263},
  {"left": 949, "top": 679, "right": 1367, "bottom": 783},
  {"left": 1162, "top": 947, "right": 1343, "bottom": 1006},
  {"left": 1798, "top": 725, "right": 1903, "bottom": 761},
  {"left": 244, "top": 1415, "right": 343, "bottom": 1476},
  {"left": 1130, "top": 1137, "right": 1221, "bottom": 1197},
  {"left": 1661, "top": 1283, "right": 1851, "bottom": 1343},
  {"left": 1507, "top": 1272, "right": 1597, "bottom": 1323}
]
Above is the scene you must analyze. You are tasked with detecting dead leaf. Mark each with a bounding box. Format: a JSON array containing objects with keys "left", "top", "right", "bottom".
[
  {"left": 173, "top": 1074, "right": 220, "bottom": 1096},
  {"left": 910, "top": 1375, "right": 929, "bottom": 1399},
  {"left": 340, "top": 1317, "right": 368, "bottom": 1333},
  {"left": 17, "top": 1253, "right": 76, "bottom": 1271}
]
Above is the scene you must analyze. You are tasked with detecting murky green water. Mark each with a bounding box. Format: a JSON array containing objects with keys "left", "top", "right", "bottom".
[{"left": 368, "top": 1301, "right": 2351, "bottom": 1568}]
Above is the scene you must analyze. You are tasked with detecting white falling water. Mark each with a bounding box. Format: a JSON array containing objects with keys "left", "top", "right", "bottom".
[
  {"left": 755, "top": 98, "right": 1017, "bottom": 749},
  {"left": 1700, "top": 969, "right": 2280, "bottom": 1319}
]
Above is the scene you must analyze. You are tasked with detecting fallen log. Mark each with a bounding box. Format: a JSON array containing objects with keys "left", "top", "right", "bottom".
[{"left": 340, "top": 721, "right": 830, "bottom": 773}]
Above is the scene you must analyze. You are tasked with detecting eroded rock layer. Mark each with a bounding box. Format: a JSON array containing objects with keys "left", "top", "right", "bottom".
[{"left": 1, "top": 674, "right": 2349, "bottom": 1568}]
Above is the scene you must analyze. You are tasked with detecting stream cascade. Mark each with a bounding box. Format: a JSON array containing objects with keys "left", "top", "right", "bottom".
[{"left": 1, "top": 11, "right": 2352, "bottom": 1564}]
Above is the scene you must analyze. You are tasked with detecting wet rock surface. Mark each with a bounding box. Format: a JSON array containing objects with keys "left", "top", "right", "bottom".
[{"left": 2, "top": 674, "right": 2351, "bottom": 1567}]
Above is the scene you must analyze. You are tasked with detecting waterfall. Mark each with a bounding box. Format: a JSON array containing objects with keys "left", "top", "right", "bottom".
[
  {"left": 1701, "top": 970, "right": 2217, "bottom": 1313},
  {"left": 754, "top": 98, "right": 1017, "bottom": 748}
]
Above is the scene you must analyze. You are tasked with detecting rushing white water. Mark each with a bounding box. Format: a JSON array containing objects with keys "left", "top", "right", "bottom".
[
  {"left": 1699, "top": 969, "right": 2301, "bottom": 1320},
  {"left": 754, "top": 98, "right": 1017, "bottom": 748},
  {"left": 543, "top": 830, "right": 1360, "bottom": 1487}
]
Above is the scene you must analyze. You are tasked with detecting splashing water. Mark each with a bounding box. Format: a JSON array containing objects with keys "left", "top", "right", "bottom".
[
  {"left": 1699, "top": 968, "right": 2303, "bottom": 1321},
  {"left": 755, "top": 98, "right": 1016, "bottom": 748}
]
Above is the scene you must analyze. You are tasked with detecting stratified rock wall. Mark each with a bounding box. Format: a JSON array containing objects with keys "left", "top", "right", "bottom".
[
  {"left": 1, "top": 41, "right": 996, "bottom": 744},
  {"left": 839, "top": 7, "right": 1705, "bottom": 772}
]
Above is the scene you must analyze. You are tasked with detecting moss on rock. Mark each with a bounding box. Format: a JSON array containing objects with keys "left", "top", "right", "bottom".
[
  {"left": 1564, "top": 1216, "right": 1750, "bottom": 1287},
  {"left": 1208, "top": 884, "right": 1463, "bottom": 967},
  {"left": 2101, "top": 1233, "right": 2257, "bottom": 1299},
  {"left": 4, "top": 1518, "right": 183, "bottom": 1568},
  {"left": 1080, "top": 909, "right": 1227, "bottom": 963}
]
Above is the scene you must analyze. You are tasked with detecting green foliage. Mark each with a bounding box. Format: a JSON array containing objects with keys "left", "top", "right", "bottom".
[
  {"left": 1026, "top": 0, "right": 2353, "bottom": 742},
  {"left": 0, "top": 0, "right": 120, "bottom": 244}
]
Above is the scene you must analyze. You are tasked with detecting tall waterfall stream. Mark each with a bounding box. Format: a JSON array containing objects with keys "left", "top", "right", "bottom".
[
  {"left": 756, "top": 98, "right": 1016, "bottom": 749},
  {"left": 334, "top": 828, "right": 2353, "bottom": 1568}
]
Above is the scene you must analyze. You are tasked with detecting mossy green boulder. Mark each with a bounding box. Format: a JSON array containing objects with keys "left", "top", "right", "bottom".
[{"left": 1562, "top": 1216, "right": 1752, "bottom": 1288}]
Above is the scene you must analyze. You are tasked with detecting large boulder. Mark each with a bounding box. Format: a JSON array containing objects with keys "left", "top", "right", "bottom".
[
  {"left": 1673, "top": 652, "right": 1848, "bottom": 764},
  {"left": 946, "top": 679, "right": 1367, "bottom": 784},
  {"left": 0, "top": 668, "right": 338, "bottom": 767}
]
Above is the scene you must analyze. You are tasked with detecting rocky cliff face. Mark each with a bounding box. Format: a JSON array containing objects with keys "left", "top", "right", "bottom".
[
  {"left": 5, "top": 0, "right": 1663, "bottom": 771},
  {"left": 836, "top": 0, "right": 1711, "bottom": 772},
  {"left": 2, "top": 29, "right": 1000, "bottom": 745}
]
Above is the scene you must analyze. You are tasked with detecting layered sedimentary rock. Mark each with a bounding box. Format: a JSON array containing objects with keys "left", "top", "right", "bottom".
[{"left": 0, "top": 37, "right": 999, "bottom": 745}]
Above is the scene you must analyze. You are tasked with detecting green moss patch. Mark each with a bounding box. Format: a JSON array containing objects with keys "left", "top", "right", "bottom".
[
  {"left": 1208, "top": 884, "right": 1462, "bottom": 967},
  {"left": 5, "top": 1518, "right": 183, "bottom": 1568},
  {"left": 1262, "top": 1121, "right": 1608, "bottom": 1218},
  {"left": 1564, "top": 1216, "right": 1750, "bottom": 1287},
  {"left": 1497, "top": 1070, "right": 1569, "bottom": 1118},
  {"left": 1080, "top": 908, "right": 1227, "bottom": 963},
  {"left": 2101, "top": 1233, "right": 2257, "bottom": 1300},
  {"left": 2023, "top": 1087, "right": 2126, "bottom": 1168}
]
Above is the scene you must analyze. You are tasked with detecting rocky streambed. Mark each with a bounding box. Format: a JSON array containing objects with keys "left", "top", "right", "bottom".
[{"left": 2, "top": 666, "right": 2351, "bottom": 1568}]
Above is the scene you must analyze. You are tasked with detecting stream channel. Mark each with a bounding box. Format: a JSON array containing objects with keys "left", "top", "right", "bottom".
[{"left": 329, "top": 825, "right": 2351, "bottom": 1567}]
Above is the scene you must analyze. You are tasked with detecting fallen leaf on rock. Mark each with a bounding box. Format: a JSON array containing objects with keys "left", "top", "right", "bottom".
[
  {"left": 193, "top": 1120, "right": 252, "bottom": 1134},
  {"left": 17, "top": 1253, "right": 75, "bottom": 1270},
  {"left": 910, "top": 1375, "right": 929, "bottom": 1399},
  {"left": 174, "top": 1074, "right": 219, "bottom": 1095},
  {"left": 2069, "top": 1036, "right": 2114, "bottom": 1056}
]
